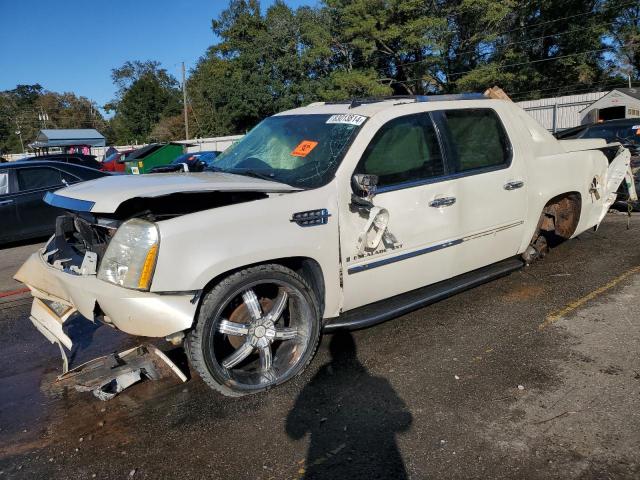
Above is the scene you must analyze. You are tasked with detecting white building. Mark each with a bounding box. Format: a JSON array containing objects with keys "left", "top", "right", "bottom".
[{"left": 518, "top": 88, "right": 640, "bottom": 132}]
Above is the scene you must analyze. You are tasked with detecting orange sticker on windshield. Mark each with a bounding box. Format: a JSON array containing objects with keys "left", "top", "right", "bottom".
[{"left": 291, "top": 140, "right": 318, "bottom": 157}]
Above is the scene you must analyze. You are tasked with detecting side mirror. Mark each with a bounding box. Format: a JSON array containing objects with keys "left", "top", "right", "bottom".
[{"left": 351, "top": 174, "right": 378, "bottom": 198}]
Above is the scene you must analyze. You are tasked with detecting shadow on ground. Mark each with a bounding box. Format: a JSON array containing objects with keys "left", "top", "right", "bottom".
[{"left": 286, "top": 332, "right": 412, "bottom": 479}]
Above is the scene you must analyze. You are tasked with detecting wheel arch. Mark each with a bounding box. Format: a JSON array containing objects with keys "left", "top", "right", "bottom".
[
  {"left": 195, "top": 256, "right": 327, "bottom": 322},
  {"left": 537, "top": 191, "right": 583, "bottom": 240},
  {"left": 522, "top": 191, "right": 583, "bottom": 263}
]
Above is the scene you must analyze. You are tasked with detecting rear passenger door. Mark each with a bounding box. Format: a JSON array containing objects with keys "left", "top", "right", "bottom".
[
  {"left": 14, "top": 166, "right": 67, "bottom": 238},
  {"left": 431, "top": 107, "right": 527, "bottom": 274}
]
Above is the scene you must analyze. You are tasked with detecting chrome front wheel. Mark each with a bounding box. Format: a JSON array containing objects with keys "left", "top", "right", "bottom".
[{"left": 187, "top": 264, "right": 320, "bottom": 396}]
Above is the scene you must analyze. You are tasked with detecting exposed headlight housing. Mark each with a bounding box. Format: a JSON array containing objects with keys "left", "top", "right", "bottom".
[{"left": 97, "top": 219, "right": 159, "bottom": 291}]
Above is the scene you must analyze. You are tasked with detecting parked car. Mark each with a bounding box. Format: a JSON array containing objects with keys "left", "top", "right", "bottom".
[
  {"left": 555, "top": 119, "right": 640, "bottom": 164},
  {"left": 101, "top": 150, "right": 134, "bottom": 173},
  {"left": 148, "top": 151, "right": 221, "bottom": 173},
  {"left": 21, "top": 153, "right": 103, "bottom": 170},
  {"left": 15, "top": 95, "right": 635, "bottom": 398},
  {"left": 0, "top": 161, "right": 108, "bottom": 244}
]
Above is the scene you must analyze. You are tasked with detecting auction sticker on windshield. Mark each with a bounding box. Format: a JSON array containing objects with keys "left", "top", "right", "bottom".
[
  {"left": 326, "top": 114, "right": 367, "bottom": 126},
  {"left": 291, "top": 140, "right": 319, "bottom": 157}
]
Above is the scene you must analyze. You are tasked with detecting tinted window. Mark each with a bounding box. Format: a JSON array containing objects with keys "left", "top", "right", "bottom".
[
  {"left": 444, "top": 109, "right": 511, "bottom": 173},
  {"left": 357, "top": 113, "right": 444, "bottom": 187},
  {"left": 0, "top": 172, "right": 8, "bottom": 195},
  {"left": 583, "top": 124, "right": 639, "bottom": 144},
  {"left": 16, "top": 167, "right": 63, "bottom": 191}
]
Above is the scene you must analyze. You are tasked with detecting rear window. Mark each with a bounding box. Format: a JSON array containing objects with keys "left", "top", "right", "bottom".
[{"left": 444, "top": 109, "right": 511, "bottom": 173}]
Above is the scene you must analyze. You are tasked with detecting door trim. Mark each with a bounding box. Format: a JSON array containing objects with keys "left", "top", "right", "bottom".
[{"left": 347, "top": 220, "right": 523, "bottom": 275}]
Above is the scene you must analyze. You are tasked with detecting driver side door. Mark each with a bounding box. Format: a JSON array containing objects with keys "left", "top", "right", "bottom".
[{"left": 338, "top": 112, "right": 464, "bottom": 310}]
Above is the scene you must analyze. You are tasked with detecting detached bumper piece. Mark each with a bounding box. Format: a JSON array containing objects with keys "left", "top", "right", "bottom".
[
  {"left": 29, "top": 297, "right": 186, "bottom": 401},
  {"left": 57, "top": 344, "right": 187, "bottom": 401}
]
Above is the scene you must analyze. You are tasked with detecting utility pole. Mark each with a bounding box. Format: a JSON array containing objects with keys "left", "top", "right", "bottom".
[
  {"left": 15, "top": 120, "right": 24, "bottom": 153},
  {"left": 38, "top": 108, "right": 49, "bottom": 128},
  {"left": 182, "top": 62, "right": 189, "bottom": 140}
]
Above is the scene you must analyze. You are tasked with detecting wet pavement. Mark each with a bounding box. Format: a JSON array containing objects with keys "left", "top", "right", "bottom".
[{"left": 1, "top": 213, "right": 639, "bottom": 479}]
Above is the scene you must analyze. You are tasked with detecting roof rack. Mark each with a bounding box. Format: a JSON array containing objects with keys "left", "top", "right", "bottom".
[{"left": 324, "top": 93, "right": 487, "bottom": 109}]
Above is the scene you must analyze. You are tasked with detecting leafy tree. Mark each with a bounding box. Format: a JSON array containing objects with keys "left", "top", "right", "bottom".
[
  {"left": 606, "top": 0, "right": 640, "bottom": 81},
  {"left": 149, "top": 114, "right": 185, "bottom": 142},
  {"left": 0, "top": 85, "right": 109, "bottom": 154},
  {"left": 106, "top": 60, "right": 182, "bottom": 144}
]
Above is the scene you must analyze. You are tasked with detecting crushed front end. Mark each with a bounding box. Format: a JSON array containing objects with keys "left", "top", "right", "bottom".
[{"left": 14, "top": 210, "right": 196, "bottom": 399}]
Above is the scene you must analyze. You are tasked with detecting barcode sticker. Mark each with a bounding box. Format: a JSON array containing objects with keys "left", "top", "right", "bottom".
[{"left": 326, "top": 114, "right": 367, "bottom": 126}]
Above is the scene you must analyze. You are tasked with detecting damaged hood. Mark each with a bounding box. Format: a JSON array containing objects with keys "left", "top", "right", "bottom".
[{"left": 45, "top": 172, "right": 299, "bottom": 213}]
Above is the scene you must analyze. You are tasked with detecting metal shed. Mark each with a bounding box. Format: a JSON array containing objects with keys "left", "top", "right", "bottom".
[
  {"left": 579, "top": 88, "right": 640, "bottom": 124},
  {"left": 29, "top": 129, "right": 106, "bottom": 153},
  {"left": 517, "top": 92, "right": 607, "bottom": 132}
]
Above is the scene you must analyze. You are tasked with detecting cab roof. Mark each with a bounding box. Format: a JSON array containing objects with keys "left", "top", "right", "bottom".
[{"left": 276, "top": 93, "right": 491, "bottom": 117}]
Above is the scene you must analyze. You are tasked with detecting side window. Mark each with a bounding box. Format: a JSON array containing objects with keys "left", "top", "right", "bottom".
[
  {"left": 0, "top": 171, "right": 8, "bottom": 195},
  {"left": 357, "top": 113, "right": 444, "bottom": 188},
  {"left": 16, "top": 167, "right": 63, "bottom": 191},
  {"left": 444, "top": 109, "right": 511, "bottom": 173}
]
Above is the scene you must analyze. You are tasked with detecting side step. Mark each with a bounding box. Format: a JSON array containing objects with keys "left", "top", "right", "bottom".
[{"left": 324, "top": 257, "right": 524, "bottom": 332}]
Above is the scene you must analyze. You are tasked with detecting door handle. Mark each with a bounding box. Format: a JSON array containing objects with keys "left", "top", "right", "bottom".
[
  {"left": 0, "top": 199, "right": 14, "bottom": 206},
  {"left": 429, "top": 196, "right": 456, "bottom": 208},
  {"left": 504, "top": 181, "right": 524, "bottom": 191}
]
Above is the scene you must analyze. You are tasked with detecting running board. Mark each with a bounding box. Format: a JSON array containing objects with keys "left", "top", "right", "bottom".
[{"left": 324, "top": 257, "right": 524, "bottom": 332}]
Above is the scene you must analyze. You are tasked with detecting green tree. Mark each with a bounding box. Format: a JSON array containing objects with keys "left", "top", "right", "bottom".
[
  {"left": 606, "top": 0, "right": 640, "bottom": 82},
  {"left": 0, "top": 84, "right": 109, "bottom": 154},
  {"left": 187, "top": 0, "right": 627, "bottom": 136},
  {"left": 106, "top": 60, "right": 182, "bottom": 144}
]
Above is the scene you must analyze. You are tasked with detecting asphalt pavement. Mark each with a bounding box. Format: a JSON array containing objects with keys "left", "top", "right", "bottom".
[{"left": 0, "top": 213, "right": 639, "bottom": 479}]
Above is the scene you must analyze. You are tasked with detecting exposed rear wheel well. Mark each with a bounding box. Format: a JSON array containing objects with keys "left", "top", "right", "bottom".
[{"left": 523, "top": 192, "right": 582, "bottom": 263}]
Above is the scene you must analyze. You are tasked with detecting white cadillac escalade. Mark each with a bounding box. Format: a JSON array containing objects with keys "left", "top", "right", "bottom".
[{"left": 15, "top": 94, "right": 636, "bottom": 397}]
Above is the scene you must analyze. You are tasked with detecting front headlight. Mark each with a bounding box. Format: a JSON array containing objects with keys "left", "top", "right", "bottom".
[{"left": 97, "top": 218, "right": 159, "bottom": 291}]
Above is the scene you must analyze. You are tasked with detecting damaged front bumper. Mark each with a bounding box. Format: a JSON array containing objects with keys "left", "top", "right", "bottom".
[
  {"left": 15, "top": 247, "right": 198, "bottom": 338},
  {"left": 14, "top": 243, "right": 198, "bottom": 398}
]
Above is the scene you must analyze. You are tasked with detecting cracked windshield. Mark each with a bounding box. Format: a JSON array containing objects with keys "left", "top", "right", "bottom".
[{"left": 209, "top": 114, "right": 365, "bottom": 188}]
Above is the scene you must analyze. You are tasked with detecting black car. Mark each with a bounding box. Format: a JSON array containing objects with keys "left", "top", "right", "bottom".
[
  {"left": 556, "top": 119, "right": 640, "bottom": 211},
  {"left": 21, "top": 153, "right": 103, "bottom": 170},
  {"left": 0, "top": 161, "right": 108, "bottom": 244},
  {"left": 555, "top": 119, "right": 640, "bottom": 163}
]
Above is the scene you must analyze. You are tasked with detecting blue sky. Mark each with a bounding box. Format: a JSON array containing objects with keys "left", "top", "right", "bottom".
[{"left": 0, "top": 0, "right": 313, "bottom": 112}]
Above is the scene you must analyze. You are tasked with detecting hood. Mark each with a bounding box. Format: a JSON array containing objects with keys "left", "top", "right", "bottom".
[{"left": 46, "top": 172, "right": 299, "bottom": 214}]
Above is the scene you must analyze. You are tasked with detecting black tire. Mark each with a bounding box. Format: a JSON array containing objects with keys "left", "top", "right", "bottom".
[{"left": 186, "top": 264, "right": 321, "bottom": 397}]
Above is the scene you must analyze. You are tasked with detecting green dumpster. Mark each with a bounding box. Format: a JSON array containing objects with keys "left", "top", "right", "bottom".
[{"left": 123, "top": 143, "right": 186, "bottom": 174}]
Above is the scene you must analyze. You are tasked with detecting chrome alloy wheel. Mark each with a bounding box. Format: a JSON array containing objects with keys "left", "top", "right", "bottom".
[{"left": 207, "top": 281, "right": 314, "bottom": 390}]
